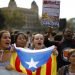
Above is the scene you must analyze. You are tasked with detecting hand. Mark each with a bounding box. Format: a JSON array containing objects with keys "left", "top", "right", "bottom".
[
  {"left": 52, "top": 46, "right": 58, "bottom": 56},
  {"left": 5, "top": 64, "right": 13, "bottom": 70}
]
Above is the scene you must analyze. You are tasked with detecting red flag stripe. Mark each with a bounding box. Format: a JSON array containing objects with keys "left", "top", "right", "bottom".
[
  {"left": 15, "top": 56, "right": 22, "bottom": 72},
  {"left": 26, "top": 69, "right": 32, "bottom": 75},
  {"left": 36, "top": 67, "right": 41, "bottom": 75},
  {"left": 46, "top": 57, "right": 52, "bottom": 75}
]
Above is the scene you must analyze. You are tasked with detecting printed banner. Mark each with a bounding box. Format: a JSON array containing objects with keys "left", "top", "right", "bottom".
[{"left": 41, "top": 0, "right": 60, "bottom": 27}]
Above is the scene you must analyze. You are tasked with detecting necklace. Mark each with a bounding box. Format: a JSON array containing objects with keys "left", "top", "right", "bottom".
[{"left": 0, "top": 50, "right": 4, "bottom": 62}]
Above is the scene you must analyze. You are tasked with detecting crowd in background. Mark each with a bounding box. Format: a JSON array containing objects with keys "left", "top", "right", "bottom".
[{"left": 0, "top": 27, "right": 75, "bottom": 75}]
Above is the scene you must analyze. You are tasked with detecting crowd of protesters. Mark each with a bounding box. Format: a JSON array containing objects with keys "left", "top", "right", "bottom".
[{"left": 0, "top": 27, "right": 75, "bottom": 75}]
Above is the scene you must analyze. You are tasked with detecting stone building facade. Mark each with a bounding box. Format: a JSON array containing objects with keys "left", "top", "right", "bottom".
[{"left": 0, "top": 0, "right": 46, "bottom": 32}]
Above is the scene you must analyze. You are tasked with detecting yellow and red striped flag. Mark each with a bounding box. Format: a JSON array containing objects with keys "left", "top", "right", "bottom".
[
  {"left": 10, "top": 53, "right": 57, "bottom": 75},
  {"left": 10, "top": 46, "right": 57, "bottom": 75}
]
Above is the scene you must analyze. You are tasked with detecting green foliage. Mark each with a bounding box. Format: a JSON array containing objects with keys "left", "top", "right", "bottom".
[{"left": 2, "top": 9, "right": 25, "bottom": 29}]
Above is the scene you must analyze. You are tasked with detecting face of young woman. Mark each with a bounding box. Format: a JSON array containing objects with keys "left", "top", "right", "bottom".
[
  {"left": 0, "top": 32, "right": 11, "bottom": 50},
  {"left": 33, "top": 34, "right": 44, "bottom": 49},
  {"left": 16, "top": 34, "right": 27, "bottom": 48}
]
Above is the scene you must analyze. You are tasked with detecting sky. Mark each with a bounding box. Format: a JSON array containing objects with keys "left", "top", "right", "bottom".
[{"left": 0, "top": 0, "right": 75, "bottom": 20}]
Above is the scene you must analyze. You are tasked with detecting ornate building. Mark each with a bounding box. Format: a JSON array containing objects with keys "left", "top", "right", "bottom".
[{"left": 0, "top": 0, "right": 45, "bottom": 32}]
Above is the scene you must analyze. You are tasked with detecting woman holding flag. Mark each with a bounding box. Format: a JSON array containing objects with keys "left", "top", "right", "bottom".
[
  {"left": 7, "top": 33, "right": 58, "bottom": 75},
  {"left": 6, "top": 32, "right": 28, "bottom": 72},
  {"left": 29, "top": 33, "right": 58, "bottom": 75}
]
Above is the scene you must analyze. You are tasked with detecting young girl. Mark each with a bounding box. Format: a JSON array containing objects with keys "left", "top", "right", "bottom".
[{"left": 29, "top": 33, "right": 58, "bottom": 75}]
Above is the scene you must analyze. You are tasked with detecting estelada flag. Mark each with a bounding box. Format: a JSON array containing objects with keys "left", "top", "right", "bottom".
[{"left": 10, "top": 45, "right": 57, "bottom": 75}]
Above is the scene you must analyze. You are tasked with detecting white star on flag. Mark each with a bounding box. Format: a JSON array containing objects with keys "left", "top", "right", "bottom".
[{"left": 25, "top": 58, "right": 39, "bottom": 69}]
